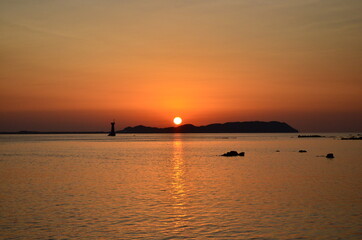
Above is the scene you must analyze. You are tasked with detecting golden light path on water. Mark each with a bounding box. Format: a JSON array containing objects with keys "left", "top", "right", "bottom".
[{"left": 171, "top": 137, "right": 188, "bottom": 232}]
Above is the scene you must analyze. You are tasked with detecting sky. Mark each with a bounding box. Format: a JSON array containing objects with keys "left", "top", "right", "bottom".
[{"left": 0, "top": 0, "right": 361, "bottom": 132}]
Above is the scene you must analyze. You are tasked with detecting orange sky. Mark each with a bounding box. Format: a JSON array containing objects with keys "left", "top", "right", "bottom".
[{"left": 0, "top": 1, "right": 361, "bottom": 132}]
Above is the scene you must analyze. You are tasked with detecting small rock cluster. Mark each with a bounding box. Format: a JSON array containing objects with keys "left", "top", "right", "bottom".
[{"left": 221, "top": 150, "right": 335, "bottom": 158}]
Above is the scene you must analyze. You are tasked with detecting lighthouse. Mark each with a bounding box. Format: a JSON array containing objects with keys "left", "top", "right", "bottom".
[{"left": 108, "top": 121, "right": 116, "bottom": 136}]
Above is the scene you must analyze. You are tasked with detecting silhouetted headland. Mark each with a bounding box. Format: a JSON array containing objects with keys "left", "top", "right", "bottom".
[{"left": 118, "top": 121, "right": 298, "bottom": 133}]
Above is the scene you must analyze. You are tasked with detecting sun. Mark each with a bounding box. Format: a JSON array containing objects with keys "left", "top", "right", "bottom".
[{"left": 173, "top": 117, "right": 182, "bottom": 125}]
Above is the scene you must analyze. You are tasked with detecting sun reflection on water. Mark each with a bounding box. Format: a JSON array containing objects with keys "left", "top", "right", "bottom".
[{"left": 170, "top": 136, "right": 189, "bottom": 231}]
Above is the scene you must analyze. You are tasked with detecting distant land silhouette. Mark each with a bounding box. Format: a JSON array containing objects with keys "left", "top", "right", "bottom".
[
  {"left": 118, "top": 121, "right": 298, "bottom": 133},
  {"left": 0, "top": 121, "right": 298, "bottom": 134}
]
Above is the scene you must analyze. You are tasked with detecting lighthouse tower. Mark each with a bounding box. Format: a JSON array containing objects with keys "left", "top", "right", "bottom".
[{"left": 108, "top": 121, "right": 116, "bottom": 136}]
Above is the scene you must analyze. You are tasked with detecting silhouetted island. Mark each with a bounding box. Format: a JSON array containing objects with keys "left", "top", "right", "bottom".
[{"left": 118, "top": 121, "right": 298, "bottom": 133}]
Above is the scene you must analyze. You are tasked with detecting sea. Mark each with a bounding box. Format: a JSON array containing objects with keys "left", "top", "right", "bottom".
[{"left": 0, "top": 133, "right": 361, "bottom": 240}]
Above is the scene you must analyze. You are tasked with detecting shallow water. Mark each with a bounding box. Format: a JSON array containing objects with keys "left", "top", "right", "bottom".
[{"left": 0, "top": 133, "right": 361, "bottom": 239}]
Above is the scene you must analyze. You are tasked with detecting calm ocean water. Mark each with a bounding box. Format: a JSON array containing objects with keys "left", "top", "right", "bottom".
[{"left": 0, "top": 133, "right": 361, "bottom": 239}]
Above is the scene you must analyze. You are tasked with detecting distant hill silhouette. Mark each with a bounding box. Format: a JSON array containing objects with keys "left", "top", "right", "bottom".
[{"left": 118, "top": 121, "right": 298, "bottom": 133}]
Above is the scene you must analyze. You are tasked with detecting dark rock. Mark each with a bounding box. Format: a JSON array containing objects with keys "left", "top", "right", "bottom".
[
  {"left": 299, "top": 150, "right": 307, "bottom": 153},
  {"left": 298, "top": 135, "right": 324, "bottom": 138},
  {"left": 341, "top": 136, "right": 362, "bottom": 140},
  {"left": 326, "top": 153, "right": 334, "bottom": 158},
  {"left": 222, "top": 151, "right": 245, "bottom": 157},
  {"left": 222, "top": 151, "right": 239, "bottom": 157}
]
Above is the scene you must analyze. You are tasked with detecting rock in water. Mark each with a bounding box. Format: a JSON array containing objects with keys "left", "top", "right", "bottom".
[
  {"left": 222, "top": 151, "right": 239, "bottom": 157},
  {"left": 222, "top": 151, "right": 245, "bottom": 157}
]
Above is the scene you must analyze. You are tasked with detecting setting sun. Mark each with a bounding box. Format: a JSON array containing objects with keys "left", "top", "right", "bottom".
[{"left": 173, "top": 117, "right": 182, "bottom": 125}]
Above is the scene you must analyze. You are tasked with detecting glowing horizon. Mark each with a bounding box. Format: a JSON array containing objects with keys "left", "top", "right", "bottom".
[{"left": 0, "top": 1, "right": 361, "bottom": 132}]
